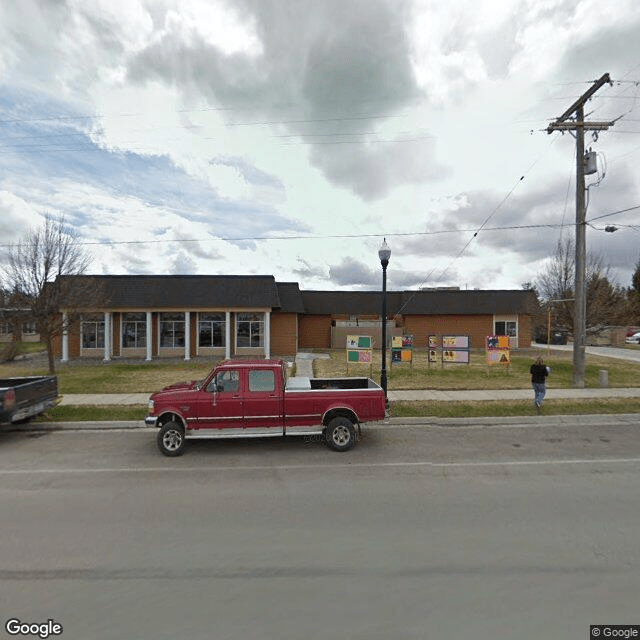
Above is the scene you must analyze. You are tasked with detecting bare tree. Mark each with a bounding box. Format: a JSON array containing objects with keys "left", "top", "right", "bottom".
[
  {"left": 536, "top": 236, "right": 627, "bottom": 337},
  {"left": 1, "top": 214, "right": 93, "bottom": 373}
]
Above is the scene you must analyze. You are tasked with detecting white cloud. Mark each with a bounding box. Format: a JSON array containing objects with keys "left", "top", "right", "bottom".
[{"left": 1, "top": 0, "right": 640, "bottom": 292}]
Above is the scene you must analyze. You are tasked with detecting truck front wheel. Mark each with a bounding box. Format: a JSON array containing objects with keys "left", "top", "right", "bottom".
[
  {"left": 157, "top": 421, "right": 186, "bottom": 457},
  {"left": 325, "top": 416, "right": 356, "bottom": 452}
]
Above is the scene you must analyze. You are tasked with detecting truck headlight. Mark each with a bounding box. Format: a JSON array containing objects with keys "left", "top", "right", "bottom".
[{"left": 148, "top": 399, "right": 155, "bottom": 412}]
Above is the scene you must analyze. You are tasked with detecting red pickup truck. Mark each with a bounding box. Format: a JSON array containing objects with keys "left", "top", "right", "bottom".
[{"left": 146, "top": 359, "right": 386, "bottom": 456}]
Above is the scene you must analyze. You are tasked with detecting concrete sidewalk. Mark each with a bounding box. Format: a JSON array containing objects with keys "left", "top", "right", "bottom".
[{"left": 57, "top": 386, "right": 640, "bottom": 406}]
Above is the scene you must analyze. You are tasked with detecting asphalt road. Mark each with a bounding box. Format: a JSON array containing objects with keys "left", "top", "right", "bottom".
[{"left": 1, "top": 420, "right": 640, "bottom": 640}]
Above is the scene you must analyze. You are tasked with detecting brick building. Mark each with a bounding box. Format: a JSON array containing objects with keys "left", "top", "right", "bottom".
[{"left": 44, "top": 275, "right": 537, "bottom": 361}]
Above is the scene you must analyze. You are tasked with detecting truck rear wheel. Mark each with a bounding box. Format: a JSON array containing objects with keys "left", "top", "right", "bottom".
[
  {"left": 325, "top": 416, "right": 356, "bottom": 452},
  {"left": 157, "top": 421, "right": 186, "bottom": 457}
]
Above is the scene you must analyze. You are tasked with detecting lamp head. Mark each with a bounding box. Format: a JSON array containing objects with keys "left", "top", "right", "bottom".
[{"left": 378, "top": 238, "right": 391, "bottom": 266}]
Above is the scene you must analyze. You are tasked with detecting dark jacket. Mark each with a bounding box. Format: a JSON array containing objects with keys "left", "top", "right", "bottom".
[{"left": 530, "top": 364, "right": 548, "bottom": 384}]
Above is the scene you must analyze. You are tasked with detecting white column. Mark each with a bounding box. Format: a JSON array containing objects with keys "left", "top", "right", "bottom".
[
  {"left": 146, "top": 312, "right": 152, "bottom": 361},
  {"left": 61, "top": 312, "right": 69, "bottom": 363},
  {"left": 184, "top": 311, "right": 191, "bottom": 361},
  {"left": 103, "top": 312, "right": 111, "bottom": 362},
  {"left": 225, "top": 311, "right": 231, "bottom": 359},
  {"left": 264, "top": 310, "right": 271, "bottom": 359}
]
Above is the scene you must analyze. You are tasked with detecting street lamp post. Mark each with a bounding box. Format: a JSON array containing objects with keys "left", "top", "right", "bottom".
[{"left": 378, "top": 239, "right": 391, "bottom": 407}]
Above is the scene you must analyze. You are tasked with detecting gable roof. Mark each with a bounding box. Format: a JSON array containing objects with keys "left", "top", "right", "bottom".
[
  {"left": 275, "top": 282, "right": 306, "bottom": 313},
  {"left": 56, "top": 275, "right": 538, "bottom": 316},
  {"left": 58, "top": 275, "right": 283, "bottom": 310}
]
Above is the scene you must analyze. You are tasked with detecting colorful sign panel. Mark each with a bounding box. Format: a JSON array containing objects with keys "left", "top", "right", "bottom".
[
  {"left": 391, "top": 335, "right": 414, "bottom": 365},
  {"left": 443, "top": 350, "right": 470, "bottom": 363},
  {"left": 346, "top": 335, "right": 373, "bottom": 365},
  {"left": 486, "top": 335, "right": 509, "bottom": 350},
  {"left": 347, "top": 335, "right": 372, "bottom": 349},
  {"left": 485, "top": 335, "right": 510, "bottom": 366},
  {"left": 347, "top": 349, "right": 372, "bottom": 363},
  {"left": 486, "top": 349, "right": 511, "bottom": 365},
  {"left": 443, "top": 335, "right": 470, "bottom": 349},
  {"left": 429, "top": 335, "right": 471, "bottom": 365}
]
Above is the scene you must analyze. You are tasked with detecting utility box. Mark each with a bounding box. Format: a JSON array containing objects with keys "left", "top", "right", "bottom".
[{"left": 585, "top": 150, "right": 598, "bottom": 175}]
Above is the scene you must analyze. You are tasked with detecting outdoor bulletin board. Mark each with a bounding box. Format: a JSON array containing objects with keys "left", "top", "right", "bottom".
[
  {"left": 391, "top": 335, "right": 413, "bottom": 366},
  {"left": 429, "top": 335, "right": 471, "bottom": 366},
  {"left": 428, "top": 335, "right": 440, "bottom": 363},
  {"left": 485, "top": 335, "right": 510, "bottom": 366},
  {"left": 346, "top": 335, "right": 373, "bottom": 375}
]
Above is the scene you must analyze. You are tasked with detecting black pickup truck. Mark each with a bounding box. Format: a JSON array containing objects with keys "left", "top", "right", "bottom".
[{"left": 0, "top": 376, "right": 58, "bottom": 425}]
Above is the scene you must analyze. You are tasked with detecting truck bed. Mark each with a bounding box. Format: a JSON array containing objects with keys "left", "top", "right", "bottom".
[
  {"left": 286, "top": 377, "right": 381, "bottom": 391},
  {"left": 0, "top": 376, "right": 59, "bottom": 424}
]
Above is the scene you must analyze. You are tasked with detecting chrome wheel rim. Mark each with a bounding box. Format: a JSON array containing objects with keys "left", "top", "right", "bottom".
[
  {"left": 332, "top": 425, "right": 351, "bottom": 447},
  {"left": 162, "top": 429, "right": 183, "bottom": 451}
]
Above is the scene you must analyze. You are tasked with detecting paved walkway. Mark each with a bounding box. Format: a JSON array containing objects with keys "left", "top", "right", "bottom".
[
  {"left": 58, "top": 386, "right": 640, "bottom": 406},
  {"left": 57, "top": 349, "right": 640, "bottom": 406}
]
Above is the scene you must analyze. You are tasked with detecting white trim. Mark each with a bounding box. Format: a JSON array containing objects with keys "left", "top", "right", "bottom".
[
  {"left": 265, "top": 310, "right": 271, "bottom": 359},
  {"left": 184, "top": 311, "right": 191, "bottom": 361},
  {"left": 146, "top": 312, "right": 152, "bottom": 361},
  {"left": 225, "top": 311, "right": 231, "bottom": 359},
  {"left": 61, "top": 312, "right": 69, "bottom": 363},
  {"left": 103, "top": 312, "right": 111, "bottom": 362}
]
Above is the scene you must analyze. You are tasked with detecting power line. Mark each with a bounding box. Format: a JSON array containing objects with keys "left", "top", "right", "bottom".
[
  {"left": 0, "top": 222, "right": 580, "bottom": 250},
  {"left": 586, "top": 203, "right": 640, "bottom": 222}
]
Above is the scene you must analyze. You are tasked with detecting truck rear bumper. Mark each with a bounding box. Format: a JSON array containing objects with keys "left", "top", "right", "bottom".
[{"left": 11, "top": 398, "right": 58, "bottom": 423}]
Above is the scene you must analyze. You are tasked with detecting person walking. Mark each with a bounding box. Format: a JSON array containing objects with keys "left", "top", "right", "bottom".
[{"left": 530, "top": 356, "right": 549, "bottom": 414}]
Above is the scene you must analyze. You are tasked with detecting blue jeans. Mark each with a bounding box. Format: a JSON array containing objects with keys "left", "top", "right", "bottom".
[{"left": 532, "top": 382, "right": 546, "bottom": 406}]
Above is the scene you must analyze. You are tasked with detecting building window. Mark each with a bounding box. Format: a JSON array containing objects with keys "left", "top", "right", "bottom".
[
  {"left": 82, "top": 316, "right": 105, "bottom": 349},
  {"left": 236, "top": 312, "right": 264, "bottom": 348},
  {"left": 160, "top": 312, "right": 185, "bottom": 348},
  {"left": 22, "top": 321, "right": 37, "bottom": 335},
  {"left": 495, "top": 321, "right": 517, "bottom": 337},
  {"left": 122, "top": 313, "right": 147, "bottom": 349},
  {"left": 199, "top": 313, "right": 225, "bottom": 348}
]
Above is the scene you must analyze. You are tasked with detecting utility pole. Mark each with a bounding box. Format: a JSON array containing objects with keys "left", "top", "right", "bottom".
[{"left": 547, "top": 73, "right": 614, "bottom": 388}]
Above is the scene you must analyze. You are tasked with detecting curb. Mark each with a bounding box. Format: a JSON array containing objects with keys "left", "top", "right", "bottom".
[{"left": 9, "top": 413, "right": 639, "bottom": 432}]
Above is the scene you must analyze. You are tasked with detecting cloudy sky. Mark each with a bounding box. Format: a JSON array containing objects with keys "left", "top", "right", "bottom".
[{"left": 1, "top": 0, "right": 640, "bottom": 293}]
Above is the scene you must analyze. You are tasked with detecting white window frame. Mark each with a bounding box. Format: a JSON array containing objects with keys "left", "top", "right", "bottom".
[
  {"left": 198, "top": 312, "right": 226, "bottom": 348},
  {"left": 236, "top": 312, "right": 264, "bottom": 348},
  {"left": 159, "top": 312, "right": 186, "bottom": 349},
  {"left": 122, "top": 312, "right": 147, "bottom": 349}
]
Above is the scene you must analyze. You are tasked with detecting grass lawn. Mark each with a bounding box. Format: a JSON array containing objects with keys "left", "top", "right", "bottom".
[
  {"left": 313, "top": 348, "right": 640, "bottom": 390},
  {"left": 2, "top": 346, "right": 639, "bottom": 421},
  {"left": 0, "top": 356, "right": 218, "bottom": 394}
]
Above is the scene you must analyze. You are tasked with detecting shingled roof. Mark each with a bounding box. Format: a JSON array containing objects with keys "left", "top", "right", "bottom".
[
  {"left": 56, "top": 276, "right": 538, "bottom": 316},
  {"left": 301, "top": 291, "right": 404, "bottom": 316},
  {"left": 301, "top": 289, "right": 536, "bottom": 316},
  {"left": 398, "top": 289, "right": 539, "bottom": 315},
  {"left": 58, "top": 275, "right": 284, "bottom": 310}
]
